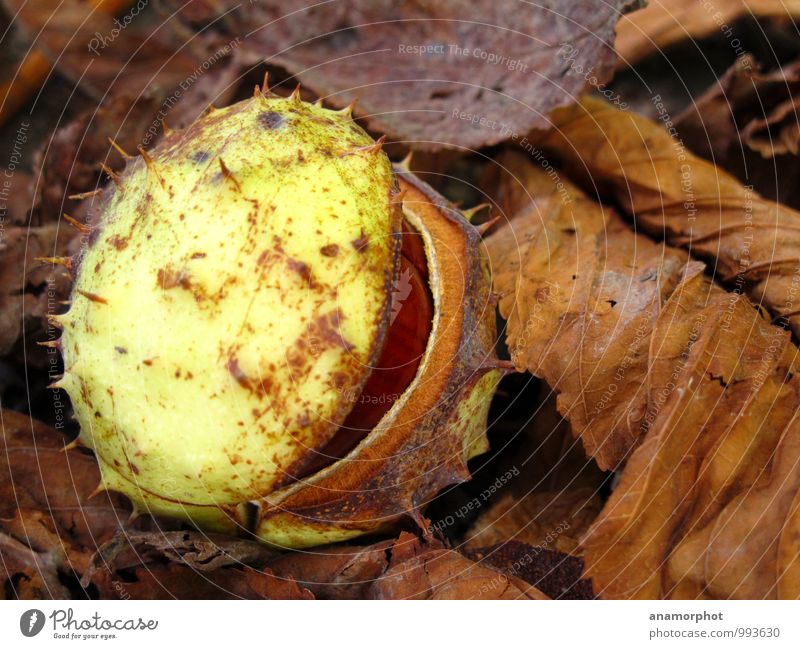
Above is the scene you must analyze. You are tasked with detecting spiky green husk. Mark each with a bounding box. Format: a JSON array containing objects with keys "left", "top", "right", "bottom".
[{"left": 58, "top": 91, "right": 400, "bottom": 535}]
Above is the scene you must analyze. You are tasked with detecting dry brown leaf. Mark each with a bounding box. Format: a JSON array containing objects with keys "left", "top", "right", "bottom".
[
  {"left": 778, "top": 487, "right": 800, "bottom": 597},
  {"left": 484, "top": 150, "right": 689, "bottom": 469},
  {"left": 90, "top": 563, "right": 313, "bottom": 600},
  {"left": 666, "top": 412, "right": 800, "bottom": 599},
  {"left": 0, "top": 225, "right": 74, "bottom": 356},
  {"left": 484, "top": 153, "right": 800, "bottom": 598},
  {"left": 0, "top": 169, "right": 34, "bottom": 227},
  {"left": 467, "top": 541, "right": 593, "bottom": 599},
  {"left": 241, "top": 0, "right": 639, "bottom": 150},
  {"left": 464, "top": 489, "right": 602, "bottom": 556},
  {"left": 84, "top": 531, "right": 309, "bottom": 600},
  {"left": 268, "top": 540, "right": 392, "bottom": 600},
  {"left": 1, "top": 511, "right": 71, "bottom": 598},
  {"left": 615, "top": 0, "right": 800, "bottom": 66},
  {"left": 367, "top": 533, "right": 548, "bottom": 600},
  {"left": 675, "top": 55, "right": 800, "bottom": 157},
  {"left": 673, "top": 56, "right": 800, "bottom": 208},
  {"left": 0, "top": 408, "right": 130, "bottom": 551},
  {"left": 0, "top": 408, "right": 133, "bottom": 597},
  {"left": 269, "top": 533, "right": 552, "bottom": 600},
  {"left": 87, "top": 530, "right": 552, "bottom": 600},
  {"left": 86, "top": 530, "right": 277, "bottom": 578},
  {"left": 0, "top": 0, "right": 132, "bottom": 125},
  {"left": 584, "top": 266, "right": 800, "bottom": 598},
  {"left": 4, "top": 0, "right": 200, "bottom": 105},
  {"left": 537, "top": 96, "right": 800, "bottom": 339},
  {"left": 744, "top": 95, "right": 800, "bottom": 158},
  {"left": 32, "top": 95, "right": 161, "bottom": 225}
]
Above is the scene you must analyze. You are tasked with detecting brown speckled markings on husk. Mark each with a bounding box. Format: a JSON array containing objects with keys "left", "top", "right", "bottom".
[
  {"left": 51, "top": 84, "right": 505, "bottom": 549},
  {"left": 55, "top": 86, "right": 400, "bottom": 538}
]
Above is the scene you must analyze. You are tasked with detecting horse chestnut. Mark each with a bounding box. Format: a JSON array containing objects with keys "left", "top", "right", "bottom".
[{"left": 51, "top": 83, "right": 504, "bottom": 548}]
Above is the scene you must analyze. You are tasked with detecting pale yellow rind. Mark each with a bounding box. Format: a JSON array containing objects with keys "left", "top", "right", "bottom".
[{"left": 61, "top": 96, "right": 398, "bottom": 512}]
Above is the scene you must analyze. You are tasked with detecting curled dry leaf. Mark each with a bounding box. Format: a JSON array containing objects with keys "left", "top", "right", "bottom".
[
  {"left": 367, "top": 533, "right": 548, "bottom": 600},
  {"left": 615, "top": 0, "right": 800, "bottom": 66},
  {"left": 3, "top": 0, "right": 198, "bottom": 105},
  {"left": 484, "top": 154, "right": 800, "bottom": 598},
  {"left": 467, "top": 541, "right": 593, "bottom": 600},
  {"left": 242, "top": 0, "right": 640, "bottom": 150},
  {"left": 744, "top": 95, "right": 800, "bottom": 158},
  {"left": 0, "top": 0, "right": 132, "bottom": 125},
  {"left": 673, "top": 55, "right": 800, "bottom": 209},
  {"left": 586, "top": 271, "right": 800, "bottom": 598},
  {"left": 2, "top": 0, "right": 249, "bottom": 157},
  {"left": 269, "top": 533, "right": 550, "bottom": 600},
  {"left": 33, "top": 95, "right": 161, "bottom": 225},
  {"left": 674, "top": 55, "right": 800, "bottom": 159},
  {"left": 90, "top": 563, "right": 313, "bottom": 600},
  {"left": 464, "top": 488, "right": 602, "bottom": 557},
  {"left": 268, "top": 540, "right": 393, "bottom": 600},
  {"left": 86, "top": 530, "right": 277, "bottom": 579},
  {"left": 0, "top": 225, "right": 74, "bottom": 357},
  {"left": 1, "top": 511, "right": 71, "bottom": 598},
  {"left": 85, "top": 531, "right": 309, "bottom": 600},
  {"left": 666, "top": 415, "right": 800, "bottom": 599},
  {"left": 537, "top": 96, "right": 800, "bottom": 339},
  {"left": 0, "top": 167, "right": 33, "bottom": 227},
  {"left": 0, "top": 408, "right": 131, "bottom": 597}
]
